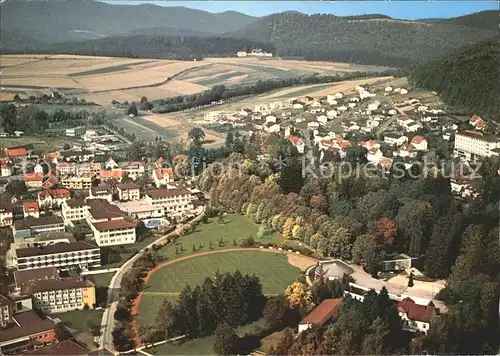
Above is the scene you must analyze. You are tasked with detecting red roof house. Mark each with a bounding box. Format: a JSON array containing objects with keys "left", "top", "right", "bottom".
[{"left": 298, "top": 298, "right": 343, "bottom": 333}]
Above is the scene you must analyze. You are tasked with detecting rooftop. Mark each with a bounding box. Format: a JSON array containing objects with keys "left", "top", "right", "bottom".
[
  {"left": 88, "top": 199, "right": 126, "bottom": 220},
  {"left": 24, "top": 172, "right": 44, "bottom": 181},
  {"left": 117, "top": 182, "right": 140, "bottom": 190},
  {"left": 65, "top": 198, "right": 87, "bottom": 208},
  {"left": 92, "top": 219, "right": 136, "bottom": 231},
  {"left": 19, "top": 275, "right": 95, "bottom": 295},
  {"left": 300, "top": 298, "right": 343, "bottom": 327},
  {"left": 114, "top": 200, "right": 158, "bottom": 213},
  {"left": 14, "top": 215, "right": 64, "bottom": 230},
  {"left": 0, "top": 293, "right": 14, "bottom": 307},
  {"left": 146, "top": 188, "right": 191, "bottom": 198},
  {"left": 14, "top": 266, "right": 59, "bottom": 288},
  {"left": 91, "top": 184, "right": 112, "bottom": 195},
  {"left": 457, "top": 130, "right": 499, "bottom": 143},
  {"left": 23, "top": 340, "right": 89, "bottom": 356},
  {"left": 397, "top": 298, "right": 435, "bottom": 323},
  {"left": 0, "top": 310, "right": 55, "bottom": 343},
  {"left": 16, "top": 241, "right": 99, "bottom": 258}
]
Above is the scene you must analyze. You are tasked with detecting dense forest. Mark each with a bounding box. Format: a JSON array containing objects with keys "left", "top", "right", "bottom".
[
  {"left": 409, "top": 36, "right": 500, "bottom": 121},
  {"left": 4, "top": 35, "right": 275, "bottom": 61},
  {"left": 233, "top": 12, "right": 497, "bottom": 67}
]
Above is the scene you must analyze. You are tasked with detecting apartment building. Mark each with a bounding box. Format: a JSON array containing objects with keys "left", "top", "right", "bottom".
[
  {"left": 88, "top": 185, "right": 113, "bottom": 202},
  {"left": 60, "top": 175, "right": 93, "bottom": 190},
  {"left": 24, "top": 173, "right": 43, "bottom": 189},
  {"left": 56, "top": 162, "right": 77, "bottom": 176},
  {"left": 144, "top": 188, "right": 194, "bottom": 216},
  {"left": 114, "top": 200, "right": 165, "bottom": 220},
  {"left": 454, "top": 130, "right": 500, "bottom": 161},
  {"left": 87, "top": 199, "right": 136, "bottom": 246},
  {"left": 76, "top": 162, "right": 102, "bottom": 176},
  {"left": 37, "top": 189, "right": 71, "bottom": 208},
  {"left": 121, "top": 161, "right": 145, "bottom": 181},
  {"left": 13, "top": 268, "right": 96, "bottom": 313},
  {"left": 11, "top": 241, "right": 101, "bottom": 271},
  {"left": 117, "top": 183, "right": 140, "bottom": 201},
  {"left": 62, "top": 199, "right": 89, "bottom": 221},
  {"left": 23, "top": 202, "right": 39, "bottom": 219},
  {"left": 13, "top": 216, "right": 65, "bottom": 239}
]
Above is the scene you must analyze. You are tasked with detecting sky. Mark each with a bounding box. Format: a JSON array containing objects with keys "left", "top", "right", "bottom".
[{"left": 103, "top": 1, "right": 499, "bottom": 20}]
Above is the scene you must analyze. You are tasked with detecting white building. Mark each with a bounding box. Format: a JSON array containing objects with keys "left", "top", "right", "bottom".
[
  {"left": 56, "top": 162, "right": 77, "bottom": 176},
  {"left": 117, "top": 183, "right": 141, "bottom": 201},
  {"left": 88, "top": 185, "right": 113, "bottom": 202},
  {"left": 62, "top": 199, "right": 89, "bottom": 221},
  {"left": 11, "top": 241, "right": 101, "bottom": 271},
  {"left": 410, "top": 136, "right": 428, "bottom": 151},
  {"left": 384, "top": 133, "right": 408, "bottom": 146},
  {"left": 104, "top": 157, "right": 118, "bottom": 170},
  {"left": 454, "top": 130, "right": 500, "bottom": 161},
  {"left": 153, "top": 168, "right": 173, "bottom": 188},
  {"left": 65, "top": 126, "right": 86, "bottom": 137},
  {"left": 397, "top": 298, "right": 435, "bottom": 334},
  {"left": 114, "top": 200, "right": 165, "bottom": 220},
  {"left": 145, "top": 189, "right": 194, "bottom": 217}
]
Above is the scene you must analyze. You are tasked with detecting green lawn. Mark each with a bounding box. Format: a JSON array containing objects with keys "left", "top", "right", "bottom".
[
  {"left": 102, "top": 235, "right": 159, "bottom": 268},
  {"left": 157, "top": 215, "right": 281, "bottom": 260},
  {"left": 54, "top": 309, "right": 103, "bottom": 334},
  {"left": 136, "top": 251, "right": 299, "bottom": 328}
]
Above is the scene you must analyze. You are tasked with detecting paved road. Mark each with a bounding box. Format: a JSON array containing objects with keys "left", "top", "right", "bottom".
[{"left": 99, "top": 211, "right": 205, "bottom": 352}]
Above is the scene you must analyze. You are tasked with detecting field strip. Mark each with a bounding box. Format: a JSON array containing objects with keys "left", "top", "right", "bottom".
[{"left": 122, "top": 118, "right": 159, "bottom": 135}]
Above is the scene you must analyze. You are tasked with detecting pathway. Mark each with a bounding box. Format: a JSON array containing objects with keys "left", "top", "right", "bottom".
[{"left": 130, "top": 248, "right": 318, "bottom": 347}]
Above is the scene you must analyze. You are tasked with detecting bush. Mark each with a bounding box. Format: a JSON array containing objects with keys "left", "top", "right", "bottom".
[{"left": 239, "top": 237, "right": 255, "bottom": 248}]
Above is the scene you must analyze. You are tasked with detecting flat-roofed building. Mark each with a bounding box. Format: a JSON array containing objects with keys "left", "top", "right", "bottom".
[
  {"left": 144, "top": 189, "right": 194, "bottom": 217},
  {"left": 116, "top": 183, "right": 140, "bottom": 201},
  {"left": 60, "top": 175, "right": 93, "bottom": 190},
  {"left": 13, "top": 216, "right": 65, "bottom": 239},
  {"left": 11, "top": 241, "right": 100, "bottom": 271},
  {"left": 454, "top": 130, "right": 500, "bottom": 161},
  {"left": 114, "top": 200, "right": 165, "bottom": 219}
]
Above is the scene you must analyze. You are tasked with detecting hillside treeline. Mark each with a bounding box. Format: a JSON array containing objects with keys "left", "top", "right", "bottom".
[
  {"left": 196, "top": 150, "right": 500, "bottom": 354},
  {"left": 409, "top": 36, "right": 500, "bottom": 120},
  {"left": 235, "top": 12, "right": 497, "bottom": 67},
  {"left": 151, "top": 69, "right": 400, "bottom": 113},
  {"left": 9, "top": 35, "right": 275, "bottom": 61}
]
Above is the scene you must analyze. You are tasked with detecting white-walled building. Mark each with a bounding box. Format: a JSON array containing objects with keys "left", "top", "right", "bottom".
[
  {"left": 62, "top": 199, "right": 89, "bottom": 221},
  {"left": 384, "top": 133, "right": 408, "bottom": 146},
  {"left": 145, "top": 189, "right": 194, "bottom": 217},
  {"left": 397, "top": 298, "right": 435, "bottom": 334},
  {"left": 114, "top": 200, "right": 165, "bottom": 220},
  {"left": 410, "top": 136, "right": 428, "bottom": 151},
  {"left": 117, "top": 183, "right": 141, "bottom": 201},
  {"left": 454, "top": 130, "right": 500, "bottom": 161},
  {"left": 56, "top": 162, "right": 77, "bottom": 176},
  {"left": 88, "top": 185, "right": 113, "bottom": 202}
]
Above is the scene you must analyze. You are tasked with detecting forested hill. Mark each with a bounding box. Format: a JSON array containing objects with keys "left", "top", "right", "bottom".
[
  {"left": 433, "top": 10, "right": 499, "bottom": 31},
  {"left": 41, "top": 36, "right": 275, "bottom": 60},
  {"left": 230, "top": 12, "right": 497, "bottom": 67},
  {"left": 409, "top": 37, "right": 500, "bottom": 120}
]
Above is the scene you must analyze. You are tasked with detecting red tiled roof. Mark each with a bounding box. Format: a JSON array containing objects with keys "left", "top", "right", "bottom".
[
  {"left": 399, "top": 115, "right": 409, "bottom": 121},
  {"left": 300, "top": 298, "right": 342, "bottom": 327},
  {"left": 411, "top": 135, "right": 426, "bottom": 144},
  {"left": 49, "top": 188, "right": 70, "bottom": 198},
  {"left": 397, "top": 299, "right": 435, "bottom": 323},
  {"left": 57, "top": 162, "right": 76, "bottom": 168},
  {"left": 24, "top": 172, "right": 44, "bottom": 181},
  {"left": 23, "top": 201, "right": 39, "bottom": 212},
  {"left": 4, "top": 147, "right": 28, "bottom": 157},
  {"left": 286, "top": 136, "right": 303, "bottom": 145},
  {"left": 155, "top": 168, "right": 173, "bottom": 180},
  {"left": 470, "top": 114, "right": 481, "bottom": 122},
  {"left": 100, "top": 169, "right": 124, "bottom": 179},
  {"left": 93, "top": 219, "right": 136, "bottom": 231}
]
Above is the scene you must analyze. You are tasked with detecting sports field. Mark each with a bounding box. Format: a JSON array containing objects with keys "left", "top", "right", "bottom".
[{"left": 136, "top": 250, "right": 300, "bottom": 328}]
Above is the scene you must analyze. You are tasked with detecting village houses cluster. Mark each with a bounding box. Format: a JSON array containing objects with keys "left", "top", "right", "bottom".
[
  {"left": 200, "top": 83, "right": 499, "bottom": 199},
  {"left": 0, "top": 148, "right": 203, "bottom": 353}
]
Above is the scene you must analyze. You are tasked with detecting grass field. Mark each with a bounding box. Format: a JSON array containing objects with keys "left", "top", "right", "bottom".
[
  {"left": 54, "top": 309, "right": 103, "bottom": 334},
  {"left": 157, "top": 215, "right": 282, "bottom": 260},
  {"left": 136, "top": 251, "right": 299, "bottom": 328}
]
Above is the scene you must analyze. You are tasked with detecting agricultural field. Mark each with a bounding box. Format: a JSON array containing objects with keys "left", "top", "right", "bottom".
[
  {"left": 1, "top": 54, "right": 390, "bottom": 106},
  {"left": 136, "top": 251, "right": 300, "bottom": 328}
]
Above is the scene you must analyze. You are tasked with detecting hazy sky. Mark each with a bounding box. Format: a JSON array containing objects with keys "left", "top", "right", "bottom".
[{"left": 103, "top": 1, "right": 498, "bottom": 19}]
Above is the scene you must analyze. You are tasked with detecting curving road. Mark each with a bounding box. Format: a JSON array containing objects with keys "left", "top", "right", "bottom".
[{"left": 99, "top": 212, "right": 205, "bottom": 352}]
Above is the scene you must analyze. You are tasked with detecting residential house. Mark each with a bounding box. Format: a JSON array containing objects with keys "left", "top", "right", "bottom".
[
  {"left": 121, "top": 161, "right": 145, "bottom": 181},
  {"left": 144, "top": 189, "right": 194, "bottom": 217},
  {"left": 24, "top": 173, "right": 44, "bottom": 189},
  {"left": 265, "top": 123, "right": 281, "bottom": 133},
  {"left": 326, "top": 110, "right": 338, "bottom": 119},
  {"left": 3, "top": 147, "right": 28, "bottom": 160},
  {"left": 384, "top": 133, "right": 408, "bottom": 146},
  {"left": 56, "top": 162, "right": 77, "bottom": 176},
  {"left": 367, "top": 148, "right": 384, "bottom": 163},
  {"left": 62, "top": 199, "right": 89, "bottom": 221},
  {"left": 99, "top": 169, "right": 124, "bottom": 182},
  {"left": 13, "top": 267, "right": 96, "bottom": 313},
  {"left": 0, "top": 294, "right": 14, "bottom": 327},
  {"left": 88, "top": 185, "right": 113, "bottom": 202},
  {"left": 265, "top": 115, "right": 277, "bottom": 124},
  {"left": 9, "top": 241, "right": 100, "bottom": 271},
  {"left": 0, "top": 310, "right": 56, "bottom": 354},
  {"left": 76, "top": 162, "right": 102, "bottom": 176},
  {"left": 337, "top": 105, "right": 348, "bottom": 113},
  {"left": 0, "top": 159, "right": 12, "bottom": 177},
  {"left": 398, "top": 143, "right": 417, "bottom": 158},
  {"left": 23, "top": 202, "right": 39, "bottom": 219},
  {"left": 285, "top": 136, "right": 305, "bottom": 154},
  {"left": 116, "top": 183, "right": 140, "bottom": 201},
  {"left": 37, "top": 189, "right": 70, "bottom": 208},
  {"left": 307, "top": 122, "right": 320, "bottom": 130},
  {"left": 298, "top": 298, "right": 343, "bottom": 334},
  {"left": 33, "top": 163, "right": 44, "bottom": 175},
  {"left": 104, "top": 157, "right": 118, "bottom": 170},
  {"left": 153, "top": 168, "right": 173, "bottom": 188},
  {"left": 397, "top": 298, "right": 435, "bottom": 334},
  {"left": 469, "top": 114, "right": 485, "bottom": 131},
  {"left": 0, "top": 198, "right": 13, "bottom": 227},
  {"left": 410, "top": 136, "right": 428, "bottom": 151},
  {"left": 317, "top": 115, "right": 328, "bottom": 125}
]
